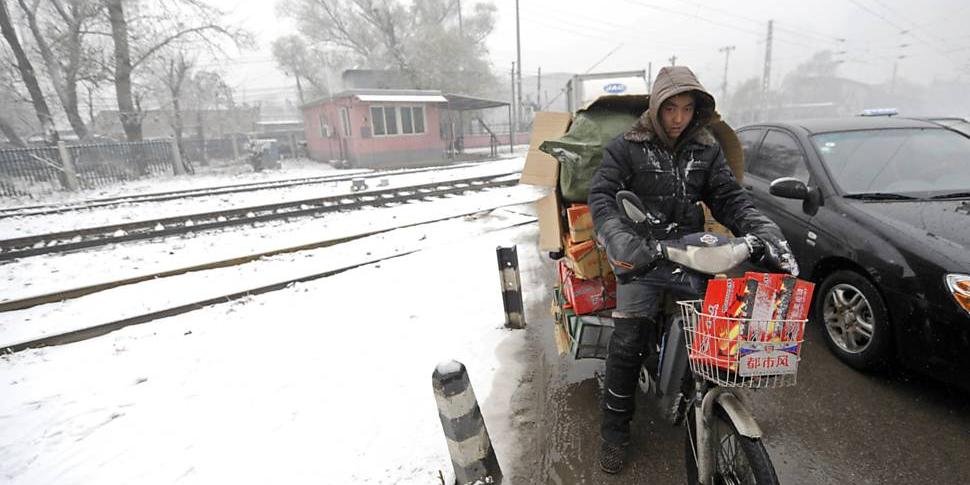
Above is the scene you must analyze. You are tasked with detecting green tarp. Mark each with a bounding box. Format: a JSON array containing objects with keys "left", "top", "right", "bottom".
[{"left": 539, "top": 97, "right": 647, "bottom": 203}]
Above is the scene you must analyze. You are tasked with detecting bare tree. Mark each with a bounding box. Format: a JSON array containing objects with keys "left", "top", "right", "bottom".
[
  {"left": 0, "top": 0, "right": 58, "bottom": 144},
  {"left": 185, "top": 69, "right": 233, "bottom": 165},
  {"left": 277, "top": 0, "right": 498, "bottom": 94},
  {"left": 147, "top": 49, "right": 193, "bottom": 171},
  {"left": 0, "top": 112, "right": 26, "bottom": 146},
  {"left": 0, "top": 60, "right": 33, "bottom": 146},
  {"left": 16, "top": 0, "right": 103, "bottom": 140},
  {"left": 104, "top": 0, "right": 139, "bottom": 142},
  {"left": 271, "top": 35, "right": 335, "bottom": 103},
  {"left": 104, "top": 0, "right": 250, "bottom": 143}
]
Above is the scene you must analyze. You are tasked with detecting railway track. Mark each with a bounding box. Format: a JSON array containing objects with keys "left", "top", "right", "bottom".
[
  {"left": 0, "top": 171, "right": 520, "bottom": 261},
  {"left": 0, "top": 207, "right": 538, "bottom": 353},
  {"left": 0, "top": 159, "right": 516, "bottom": 218}
]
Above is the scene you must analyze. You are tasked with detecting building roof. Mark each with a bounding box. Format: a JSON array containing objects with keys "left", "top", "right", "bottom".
[
  {"left": 302, "top": 89, "right": 447, "bottom": 108},
  {"left": 443, "top": 93, "right": 509, "bottom": 111},
  {"left": 300, "top": 89, "right": 510, "bottom": 111},
  {"left": 356, "top": 93, "right": 448, "bottom": 103}
]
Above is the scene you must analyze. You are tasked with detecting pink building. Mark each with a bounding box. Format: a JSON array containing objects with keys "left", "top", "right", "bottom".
[{"left": 301, "top": 89, "right": 524, "bottom": 168}]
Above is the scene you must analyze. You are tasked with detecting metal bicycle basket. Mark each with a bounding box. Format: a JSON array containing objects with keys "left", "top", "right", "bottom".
[{"left": 677, "top": 300, "right": 807, "bottom": 388}]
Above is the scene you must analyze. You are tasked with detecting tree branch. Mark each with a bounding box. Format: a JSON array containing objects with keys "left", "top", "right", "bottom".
[{"left": 131, "top": 24, "right": 229, "bottom": 70}]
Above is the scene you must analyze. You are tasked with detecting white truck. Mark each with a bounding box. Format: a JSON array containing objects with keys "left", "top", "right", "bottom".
[{"left": 565, "top": 70, "right": 650, "bottom": 113}]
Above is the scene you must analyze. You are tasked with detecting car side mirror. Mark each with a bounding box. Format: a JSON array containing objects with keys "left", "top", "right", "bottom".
[{"left": 769, "top": 177, "right": 809, "bottom": 200}]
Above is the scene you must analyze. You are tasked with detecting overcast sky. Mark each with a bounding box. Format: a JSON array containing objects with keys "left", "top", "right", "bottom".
[{"left": 206, "top": 0, "right": 970, "bottom": 106}]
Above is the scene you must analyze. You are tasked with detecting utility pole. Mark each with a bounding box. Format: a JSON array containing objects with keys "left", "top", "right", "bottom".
[
  {"left": 891, "top": 55, "right": 906, "bottom": 94},
  {"left": 762, "top": 20, "right": 773, "bottom": 95},
  {"left": 510, "top": 62, "right": 516, "bottom": 141},
  {"left": 537, "top": 66, "right": 542, "bottom": 111},
  {"left": 718, "top": 45, "right": 735, "bottom": 102},
  {"left": 648, "top": 61, "right": 653, "bottom": 91},
  {"left": 669, "top": 55, "right": 677, "bottom": 66},
  {"left": 515, "top": 0, "right": 522, "bottom": 135},
  {"left": 457, "top": 0, "right": 463, "bottom": 37},
  {"left": 761, "top": 20, "right": 773, "bottom": 119}
]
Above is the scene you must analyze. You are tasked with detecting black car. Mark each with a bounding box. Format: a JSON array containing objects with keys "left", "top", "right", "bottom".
[{"left": 735, "top": 117, "right": 970, "bottom": 388}]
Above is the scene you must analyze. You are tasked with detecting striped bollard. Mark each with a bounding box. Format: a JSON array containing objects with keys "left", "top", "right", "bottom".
[
  {"left": 497, "top": 246, "right": 525, "bottom": 329},
  {"left": 432, "top": 360, "right": 502, "bottom": 485}
]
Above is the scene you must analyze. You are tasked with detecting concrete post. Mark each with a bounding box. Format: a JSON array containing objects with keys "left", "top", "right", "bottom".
[
  {"left": 288, "top": 133, "right": 297, "bottom": 159},
  {"left": 497, "top": 246, "right": 525, "bottom": 329},
  {"left": 432, "top": 360, "right": 502, "bottom": 485},
  {"left": 232, "top": 135, "right": 240, "bottom": 161},
  {"left": 56, "top": 141, "right": 80, "bottom": 191},
  {"left": 171, "top": 137, "right": 186, "bottom": 175}
]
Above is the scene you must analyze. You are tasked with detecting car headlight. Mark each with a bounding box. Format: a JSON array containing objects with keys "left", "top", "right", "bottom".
[{"left": 945, "top": 274, "right": 970, "bottom": 315}]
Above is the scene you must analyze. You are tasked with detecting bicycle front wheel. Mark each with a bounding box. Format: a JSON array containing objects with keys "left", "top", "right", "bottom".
[{"left": 684, "top": 403, "right": 779, "bottom": 485}]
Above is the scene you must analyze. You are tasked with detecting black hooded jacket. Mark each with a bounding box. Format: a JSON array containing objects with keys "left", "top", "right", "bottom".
[{"left": 588, "top": 66, "right": 783, "bottom": 261}]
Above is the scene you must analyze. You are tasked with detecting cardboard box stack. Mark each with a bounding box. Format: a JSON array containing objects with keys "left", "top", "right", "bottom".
[
  {"left": 516, "top": 106, "right": 627, "bottom": 359},
  {"left": 520, "top": 99, "right": 747, "bottom": 361},
  {"left": 555, "top": 203, "right": 617, "bottom": 358}
]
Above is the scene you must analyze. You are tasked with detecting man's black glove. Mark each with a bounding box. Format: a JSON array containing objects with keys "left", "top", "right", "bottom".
[
  {"left": 748, "top": 227, "right": 800, "bottom": 276},
  {"left": 598, "top": 218, "right": 666, "bottom": 283}
]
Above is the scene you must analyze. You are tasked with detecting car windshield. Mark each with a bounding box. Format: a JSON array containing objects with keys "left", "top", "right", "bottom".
[{"left": 811, "top": 128, "right": 970, "bottom": 196}]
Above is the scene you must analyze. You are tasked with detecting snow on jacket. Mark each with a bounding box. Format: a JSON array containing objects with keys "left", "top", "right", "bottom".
[{"left": 588, "top": 66, "right": 783, "bottom": 245}]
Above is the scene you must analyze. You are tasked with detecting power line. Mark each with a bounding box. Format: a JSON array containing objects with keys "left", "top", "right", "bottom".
[
  {"left": 517, "top": 5, "right": 709, "bottom": 51},
  {"left": 846, "top": 0, "right": 959, "bottom": 63},
  {"left": 618, "top": 0, "right": 821, "bottom": 51},
  {"left": 665, "top": 0, "right": 847, "bottom": 46}
]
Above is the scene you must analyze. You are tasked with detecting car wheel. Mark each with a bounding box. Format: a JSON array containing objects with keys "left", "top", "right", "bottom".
[{"left": 815, "top": 270, "right": 892, "bottom": 370}]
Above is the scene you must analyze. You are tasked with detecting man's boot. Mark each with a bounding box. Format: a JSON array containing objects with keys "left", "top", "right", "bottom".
[
  {"left": 600, "top": 439, "right": 627, "bottom": 474},
  {"left": 599, "top": 316, "right": 657, "bottom": 474}
]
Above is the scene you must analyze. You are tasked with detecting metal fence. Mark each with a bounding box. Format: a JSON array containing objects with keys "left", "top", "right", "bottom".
[
  {"left": 0, "top": 139, "right": 175, "bottom": 198},
  {"left": 0, "top": 146, "right": 65, "bottom": 197}
]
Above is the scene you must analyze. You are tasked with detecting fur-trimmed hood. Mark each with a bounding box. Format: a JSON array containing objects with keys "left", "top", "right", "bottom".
[
  {"left": 623, "top": 112, "right": 718, "bottom": 146},
  {"left": 624, "top": 66, "right": 717, "bottom": 148}
]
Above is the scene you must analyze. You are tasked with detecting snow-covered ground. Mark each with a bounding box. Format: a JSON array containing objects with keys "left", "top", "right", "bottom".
[
  {"left": 1, "top": 181, "right": 539, "bottom": 303},
  {"left": 0, "top": 158, "right": 349, "bottom": 211},
  {"left": 0, "top": 157, "right": 526, "bottom": 239},
  {"left": 0, "top": 188, "right": 543, "bottom": 346},
  {"left": 0, "top": 157, "right": 549, "bottom": 484}
]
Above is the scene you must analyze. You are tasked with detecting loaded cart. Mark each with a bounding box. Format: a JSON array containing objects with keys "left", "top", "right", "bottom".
[{"left": 519, "top": 94, "right": 747, "bottom": 360}]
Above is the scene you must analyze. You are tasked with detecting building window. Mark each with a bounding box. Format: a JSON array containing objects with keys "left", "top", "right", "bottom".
[
  {"left": 399, "top": 106, "right": 426, "bottom": 134},
  {"left": 318, "top": 113, "right": 330, "bottom": 137},
  {"left": 384, "top": 106, "right": 398, "bottom": 135},
  {"left": 370, "top": 107, "right": 386, "bottom": 135},
  {"left": 411, "top": 106, "right": 425, "bottom": 134},
  {"left": 370, "top": 105, "right": 426, "bottom": 136},
  {"left": 340, "top": 107, "right": 351, "bottom": 137}
]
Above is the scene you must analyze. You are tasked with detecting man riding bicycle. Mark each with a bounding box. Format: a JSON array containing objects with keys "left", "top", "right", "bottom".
[{"left": 588, "top": 65, "right": 798, "bottom": 474}]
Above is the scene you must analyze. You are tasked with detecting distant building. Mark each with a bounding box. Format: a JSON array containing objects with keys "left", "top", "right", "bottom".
[
  {"left": 92, "top": 107, "right": 260, "bottom": 139},
  {"left": 255, "top": 120, "right": 304, "bottom": 136},
  {"left": 300, "top": 88, "right": 524, "bottom": 168},
  {"left": 301, "top": 89, "right": 447, "bottom": 168}
]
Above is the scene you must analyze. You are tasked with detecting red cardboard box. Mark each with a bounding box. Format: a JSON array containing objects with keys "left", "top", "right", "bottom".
[
  {"left": 781, "top": 279, "right": 815, "bottom": 342},
  {"left": 566, "top": 204, "right": 594, "bottom": 243},
  {"left": 564, "top": 235, "right": 611, "bottom": 280},
  {"left": 558, "top": 259, "right": 616, "bottom": 315},
  {"left": 744, "top": 272, "right": 814, "bottom": 343},
  {"left": 692, "top": 277, "right": 758, "bottom": 370},
  {"left": 745, "top": 272, "right": 787, "bottom": 341}
]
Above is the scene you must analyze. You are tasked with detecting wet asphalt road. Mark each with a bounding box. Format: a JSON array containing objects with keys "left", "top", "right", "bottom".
[{"left": 518, "top": 254, "right": 970, "bottom": 484}]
